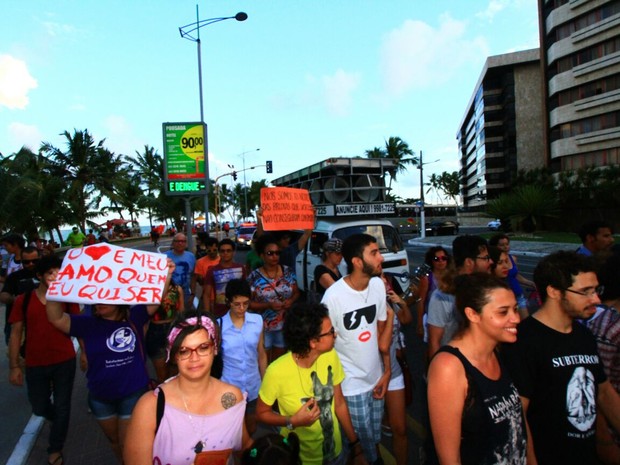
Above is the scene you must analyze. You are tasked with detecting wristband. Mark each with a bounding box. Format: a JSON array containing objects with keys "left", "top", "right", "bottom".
[{"left": 349, "top": 439, "right": 360, "bottom": 450}]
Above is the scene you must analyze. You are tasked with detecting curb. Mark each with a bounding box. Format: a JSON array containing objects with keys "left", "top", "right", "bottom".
[
  {"left": 6, "top": 415, "right": 44, "bottom": 465},
  {"left": 406, "top": 239, "right": 562, "bottom": 258}
]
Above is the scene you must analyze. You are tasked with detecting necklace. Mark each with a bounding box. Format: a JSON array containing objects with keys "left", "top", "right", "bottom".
[
  {"left": 294, "top": 354, "right": 317, "bottom": 398},
  {"left": 179, "top": 385, "right": 209, "bottom": 454},
  {"left": 347, "top": 276, "right": 370, "bottom": 303},
  {"left": 263, "top": 266, "right": 279, "bottom": 280}
]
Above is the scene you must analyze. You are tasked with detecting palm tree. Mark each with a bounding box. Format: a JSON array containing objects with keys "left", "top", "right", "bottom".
[
  {"left": 40, "top": 129, "right": 115, "bottom": 231},
  {"left": 128, "top": 145, "right": 164, "bottom": 227},
  {"left": 427, "top": 171, "right": 461, "bottom": 205},
  {"left": 365, "top": 137, "right": 418, "bottom": 190}
]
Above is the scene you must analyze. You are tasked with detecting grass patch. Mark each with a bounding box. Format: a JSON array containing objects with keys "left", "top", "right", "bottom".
[{"left": 480, "top": 231, "right": 582, "bottom": 244}]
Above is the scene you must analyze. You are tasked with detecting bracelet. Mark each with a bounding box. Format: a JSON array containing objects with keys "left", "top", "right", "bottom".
[{"left": 349, "top": 439, "right": 360, "bottom": 450}]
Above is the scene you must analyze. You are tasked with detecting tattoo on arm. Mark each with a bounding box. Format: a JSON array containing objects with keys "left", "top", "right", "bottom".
[{"left": 221, "top": 392, "right": 237, "bottom": 409}]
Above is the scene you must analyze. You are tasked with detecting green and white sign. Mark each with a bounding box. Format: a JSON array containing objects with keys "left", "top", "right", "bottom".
[{"left": 162, "top": 122, "right": 208, "bottom": 196}]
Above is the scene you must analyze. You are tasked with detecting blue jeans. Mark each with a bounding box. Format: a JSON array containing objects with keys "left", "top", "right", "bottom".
[{"left": 25, "top": 358, "right": 76, "bottom": 454}]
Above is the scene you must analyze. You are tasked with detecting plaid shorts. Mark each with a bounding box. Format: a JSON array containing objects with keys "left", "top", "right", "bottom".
[{"left": 345, "top": 390, "right": 384, "bottom": 463}]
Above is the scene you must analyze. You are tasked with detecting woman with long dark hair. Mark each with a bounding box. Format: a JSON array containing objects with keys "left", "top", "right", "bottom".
[{"left": 427, "top": 273, "right": 526, "bottom": 465}]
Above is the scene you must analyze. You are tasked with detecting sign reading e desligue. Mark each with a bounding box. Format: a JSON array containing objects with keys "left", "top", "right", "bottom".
[{"left": 162, "top": 122, "right": 208, "bottom": 196}]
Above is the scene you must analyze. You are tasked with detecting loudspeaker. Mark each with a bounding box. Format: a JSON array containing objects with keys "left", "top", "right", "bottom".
[
  {"left": 324, "top": 177, "right": 350, "bottom": 204},
  {"left": 354, "top": 175, "right": 381, "bottom": 202},
  {"left": 309, "top": 180, "right": 323, "bottom": 204}
]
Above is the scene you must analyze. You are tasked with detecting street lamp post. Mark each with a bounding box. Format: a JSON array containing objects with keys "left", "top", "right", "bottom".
[
  {"left": 238, "top": 148, "right": 260, "bottom": 220},
  {"left": 179, "top": 7, "right": 248, "bottom": 237},
  {"left": 418, "top": 150, "right": 440, "bottom": 239}
]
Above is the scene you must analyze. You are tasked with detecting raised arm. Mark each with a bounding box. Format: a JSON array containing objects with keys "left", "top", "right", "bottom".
[
  {"left": 146, "top": 258, "right": 175, "bottom": 316},
  {"left": 46, "top": 299, "right": 72, "bottom": 334}
]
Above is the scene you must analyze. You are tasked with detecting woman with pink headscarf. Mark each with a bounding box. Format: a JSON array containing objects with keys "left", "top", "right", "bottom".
[{"left": 124, "top": 311, "right": 252, "bottom": 465}]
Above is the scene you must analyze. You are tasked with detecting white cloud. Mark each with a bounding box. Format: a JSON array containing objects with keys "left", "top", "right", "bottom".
[
  {"left": 41, "top": 20, "right": 77, "bottom": 37},
  {"left": 322, "top": 69, "right": 361, "bottom": 117},
  {"left": 476, "top": 0, "right": 510, "bottom": 21},
  {"left": 269, "top": 69, "right": 360, "bottom": 117},
  {"left": 102, "top": 115, "right": 144, "bottom": 156},
  {"left": 7, "top": 122, "right": 44, "bottom": 152},
  {"left": 379, "top": 15, "right": 488, "bottom": 97},
  {"left": 0, "top": 54, "right": 38, "bottom": 109}
]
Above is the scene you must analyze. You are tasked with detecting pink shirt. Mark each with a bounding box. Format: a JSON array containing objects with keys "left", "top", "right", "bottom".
[{"left": 152, "top": 389, "right": 246, "bottom": 465}]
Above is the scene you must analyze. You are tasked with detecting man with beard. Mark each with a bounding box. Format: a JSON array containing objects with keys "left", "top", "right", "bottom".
[
  {"left": 503, "top": 251, "right": 620, "bottom": 465},
  {"left": 427, "top": 235, "right": 493, "bottom": 358},
  {"left": 321, "top": 233, "right": 389, "bottom": 465}
]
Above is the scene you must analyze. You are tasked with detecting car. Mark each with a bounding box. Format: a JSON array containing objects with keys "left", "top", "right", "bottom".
[
  {"left": 235, "top": 226, "right": 257, "bottom": 249},
  {"left": 425, "top": 220, "right": 459, "bottom": 236},
  {"left": 487, "top": 219, "right": 501, "bottom": 231}
]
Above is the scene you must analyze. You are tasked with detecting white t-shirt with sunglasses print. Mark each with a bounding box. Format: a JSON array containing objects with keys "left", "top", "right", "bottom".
[{"left": 322, "top": 276, "right": 387, "bottom": 396}]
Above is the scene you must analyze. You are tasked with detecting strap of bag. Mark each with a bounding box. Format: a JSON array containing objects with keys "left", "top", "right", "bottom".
[
  {"left": 20, "top": 290, "right": 33, "bottom": 353},
  {"left": 155, "top": 388, "right": 165, "bottom": 434}
]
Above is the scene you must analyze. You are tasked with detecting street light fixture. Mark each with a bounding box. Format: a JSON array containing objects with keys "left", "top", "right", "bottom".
[
  {"left": 237, "top": 148, "right": 260, "bottom": 220},
  {"left": 179, "top": 7, "right": 248, "bottom": 236},
  {"left": 418, "top": 150, "right": 440, "bottom": 239}
]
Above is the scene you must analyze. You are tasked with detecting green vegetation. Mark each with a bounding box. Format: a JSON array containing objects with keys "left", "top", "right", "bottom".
[
  {"left": 0, "top": 128, "right": 268, "bottom": 243},
  {"left": 486, "top": 166, "right": 620, "bottom": 233}
]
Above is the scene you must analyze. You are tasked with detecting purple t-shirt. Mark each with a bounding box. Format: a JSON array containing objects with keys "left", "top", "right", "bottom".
[{"left": 70, "top": 305, "right": 150, "bottom": 400}]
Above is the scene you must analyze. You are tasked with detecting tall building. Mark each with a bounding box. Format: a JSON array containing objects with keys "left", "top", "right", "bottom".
[
  {"left": 457, "top": 49, "right": 545, "bottom": 211},
  {"left": 539, "top": 0, "right": 620, "bottom": 172}
]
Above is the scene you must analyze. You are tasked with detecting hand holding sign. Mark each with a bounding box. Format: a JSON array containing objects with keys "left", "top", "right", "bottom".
[
  {"left": 46, "top": 244, "right": 170, "bottom": 305},
  {"left": 260, "top": 187, "right": 315, "bottom": 231}
]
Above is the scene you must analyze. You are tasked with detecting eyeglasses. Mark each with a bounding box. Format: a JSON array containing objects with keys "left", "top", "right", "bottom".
[
  {"left": 317, "top": 327, "right": 336, "bottom": 338},
  {"left": 230, "top": 300, "right": 250, "bottom": 309},
  {"left": 563, "top": 285, "right": 604, "bottom": 298},
  {"left": 265, "top": 250, "right": 281, "bottom": 256},
  {"left": 22, "top": 259, "right": 40, "bottom": 265},
  {"left": 176, "top": 342, "right": 213, "bottom": 360},
  {"left": 433, "top": 256, "right": 448, "bottom": 262},
  {"left": 476, "top": 255, "right": 492, "bottom": 262}
]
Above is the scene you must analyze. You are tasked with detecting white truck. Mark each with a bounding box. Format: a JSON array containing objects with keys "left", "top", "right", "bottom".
[{"left": 271, "top": 157, "right": 411, "bottom": 292}]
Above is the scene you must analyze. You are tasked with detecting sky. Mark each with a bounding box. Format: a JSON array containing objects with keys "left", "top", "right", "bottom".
[{"left": 1, "top": 0, "right": 540, "bottom": 212}]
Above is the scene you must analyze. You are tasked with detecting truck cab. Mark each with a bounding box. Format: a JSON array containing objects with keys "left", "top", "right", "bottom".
[
  {"left": 272, "top": 157, "right": 411, "bottom": 292},
  {"left": 294, "top": 218, "right": 409, "bottom": 292}
]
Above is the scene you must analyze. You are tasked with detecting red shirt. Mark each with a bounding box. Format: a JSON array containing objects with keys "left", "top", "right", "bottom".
[{"left": 9, "top": 291, "right": 80, "bottom": 367}]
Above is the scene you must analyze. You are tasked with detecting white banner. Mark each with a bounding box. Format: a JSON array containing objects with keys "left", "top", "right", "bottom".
[
  {"left": 335, "top": 203, "right": 395, "bottom": 216},
  {"left": 47, "top": 244, "right": 168, "bottom": 305}
]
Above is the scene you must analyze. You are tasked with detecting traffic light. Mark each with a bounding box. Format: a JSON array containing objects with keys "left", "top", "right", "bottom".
[
  {"left": 266, "top": 160, "right": 273, "bottom": 173},
  {"left": 232, "top": 171, "right": 238, "bottom": 181}
]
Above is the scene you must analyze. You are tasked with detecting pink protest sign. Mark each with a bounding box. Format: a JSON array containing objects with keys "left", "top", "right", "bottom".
[{"left": 46, "top": 243, "right": 168, "bottom": 305}]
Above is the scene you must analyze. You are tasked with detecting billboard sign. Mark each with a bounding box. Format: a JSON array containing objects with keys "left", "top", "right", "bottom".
[{"left": 162, "top": 122, "right": 208, "bottom": 196}]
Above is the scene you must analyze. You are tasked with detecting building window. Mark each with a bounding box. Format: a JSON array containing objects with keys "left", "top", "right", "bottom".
[{"left": 550, "top": 111, "right": 620, "bottom": 142}]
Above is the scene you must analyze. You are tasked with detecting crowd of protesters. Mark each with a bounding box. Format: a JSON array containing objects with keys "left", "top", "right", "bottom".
[{"left": 1, "top": 218, "right": 619, "bottom": 465}]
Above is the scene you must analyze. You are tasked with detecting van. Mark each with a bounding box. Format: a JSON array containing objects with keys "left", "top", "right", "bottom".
[{"left": 294, "top": 217, "right": 410, "bottom": 293}]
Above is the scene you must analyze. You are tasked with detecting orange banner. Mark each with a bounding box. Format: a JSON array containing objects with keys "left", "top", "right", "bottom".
[{"left": 260, "top": 187, "right": 315, "bottom": 231}]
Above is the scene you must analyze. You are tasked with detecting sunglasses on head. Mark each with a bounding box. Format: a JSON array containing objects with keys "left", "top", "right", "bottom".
[
  {"left": 265, "top": 250, "right": 281, "bottom": 256},
  {"left": 433, "top": 256, "right": 448, "bottom": 262}
]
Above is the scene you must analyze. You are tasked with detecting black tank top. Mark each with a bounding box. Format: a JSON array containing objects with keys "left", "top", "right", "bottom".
[{"left": 437, "top": 346, "right": 527, "bottom": 465}]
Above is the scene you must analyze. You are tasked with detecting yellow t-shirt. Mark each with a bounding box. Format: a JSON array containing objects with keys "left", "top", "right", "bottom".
[{"left": 259, "top": 350, "right": 345, "bottom": 465}]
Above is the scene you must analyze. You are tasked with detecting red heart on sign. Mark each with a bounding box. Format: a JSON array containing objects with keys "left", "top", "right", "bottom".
[{"left": 84, "top": 245, "right": 111, "bottom": 261}]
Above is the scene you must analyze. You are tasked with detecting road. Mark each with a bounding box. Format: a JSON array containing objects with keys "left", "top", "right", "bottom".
[{"left": 1, "top": 234, "right": 551, "bottom": 465}]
